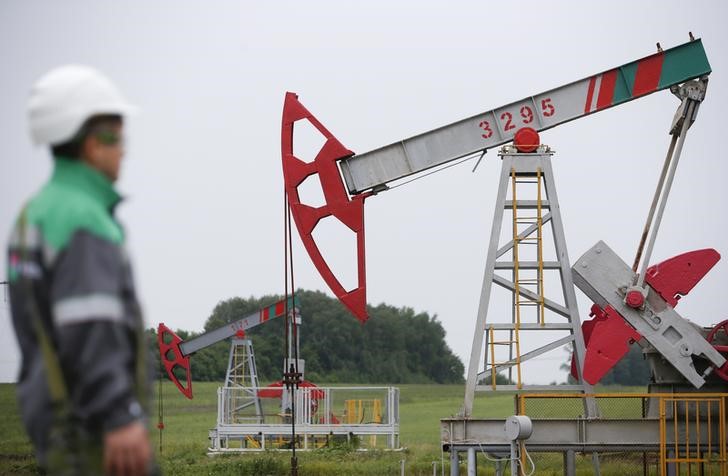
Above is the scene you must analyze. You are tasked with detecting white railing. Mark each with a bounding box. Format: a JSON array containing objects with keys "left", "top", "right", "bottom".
[{"left": 209, "top": 386, "right": 400, "bottom": 452}]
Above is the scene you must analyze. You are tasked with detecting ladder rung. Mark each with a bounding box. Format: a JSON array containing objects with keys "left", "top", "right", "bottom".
[
  {"left": 505, "top": 200, "right": 550, "bottom": 209},
  {"left": 495, "top": 261, "right": 560, "bottom": 270},
  {"left": 487, "top": 323, "right": 572, "bottom": 330},
  {"left": 491, "top": 341, "right": 517, "bottom": 345},
  {"left": 489, "top": 362, "right": 519, "bottom": 368}
]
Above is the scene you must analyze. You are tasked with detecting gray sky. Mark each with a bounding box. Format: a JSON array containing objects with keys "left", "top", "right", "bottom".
[{"left": 2, "top": 1, "right": 727, "bottom": 385}]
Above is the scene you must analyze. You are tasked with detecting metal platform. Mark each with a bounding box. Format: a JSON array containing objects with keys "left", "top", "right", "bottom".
[
  {"left": 209, "top": 386, "right": 400, "bottom": 452},
  {"left": 441, "top": 392, "right": 727, "bottom": 476}
]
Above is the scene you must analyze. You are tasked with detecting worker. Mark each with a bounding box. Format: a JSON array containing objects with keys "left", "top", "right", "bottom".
[{"left": 6, "top": 65, "right": 155, "bottom": 475}]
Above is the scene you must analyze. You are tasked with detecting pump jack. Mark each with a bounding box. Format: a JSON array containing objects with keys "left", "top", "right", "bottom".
[
  {"left": 157, "top": 298, "right": 401, "bottom": 453},
  {"left": 157, "top": 297, "right": 298, "bottom": 399},
  {"left": 281, "top": 37, "right": 725, "bottom": 390},
  {"left": 281, "top": 37, "right": 727, "bottom": 474}
]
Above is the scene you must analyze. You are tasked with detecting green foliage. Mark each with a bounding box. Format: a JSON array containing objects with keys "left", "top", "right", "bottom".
[
  {"left": 151, "top": 290, "right": 465, "bottom": 385},
  {"left": 597, "top": 345, "right": 651, "bottom": 385}
]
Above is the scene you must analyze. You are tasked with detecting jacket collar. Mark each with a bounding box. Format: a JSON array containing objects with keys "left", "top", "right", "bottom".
[{"left": 51, "top": 157, "right": 122, "bottom": 210}]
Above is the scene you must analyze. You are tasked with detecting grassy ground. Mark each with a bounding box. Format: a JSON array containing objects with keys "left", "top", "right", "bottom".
[{"left": 0, "top": 383, "right": 647, "bottom": 475}]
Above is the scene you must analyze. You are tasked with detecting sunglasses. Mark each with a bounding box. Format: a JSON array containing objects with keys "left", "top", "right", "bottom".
[{"left": 93, "top": 129, "right": 124, "bottom": 146}]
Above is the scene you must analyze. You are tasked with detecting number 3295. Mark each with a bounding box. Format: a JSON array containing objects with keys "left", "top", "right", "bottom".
[{"left": 479, "top": 98, "right": 555, "bottom": 139}]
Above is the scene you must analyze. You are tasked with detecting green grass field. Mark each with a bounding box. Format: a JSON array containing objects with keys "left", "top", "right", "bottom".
[
  {"left": 0, "top": 383, "right": 648, "bottom": 475},
  {"left": 0, "top": 382, "right": 493, "bottom": 475}
]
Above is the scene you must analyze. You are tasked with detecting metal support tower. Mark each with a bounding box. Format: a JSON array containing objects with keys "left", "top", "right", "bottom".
[
  {"left": 463, "top": 146, "right": 596, "bottom": 418},
  {"left": 223, "top": 338, "right": 263, "bottom": 423}
]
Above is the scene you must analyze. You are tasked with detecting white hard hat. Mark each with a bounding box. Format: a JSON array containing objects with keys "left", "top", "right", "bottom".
[{"left": 28, "top": 64, "right": 138, "bottom": 146}]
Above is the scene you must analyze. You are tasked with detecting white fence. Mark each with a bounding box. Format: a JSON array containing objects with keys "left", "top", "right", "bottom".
[{"left": 209, "top": 386, "right": 400, "bottom": 452}]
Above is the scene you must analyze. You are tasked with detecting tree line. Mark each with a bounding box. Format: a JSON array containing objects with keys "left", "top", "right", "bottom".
[{"left": 148, "top": 289, "right": 465, "bottom": 385}]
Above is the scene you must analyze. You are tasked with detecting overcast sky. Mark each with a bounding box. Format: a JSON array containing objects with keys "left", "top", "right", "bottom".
[{"left": 2, "top": 1, "right": 727, "bottom": 387}]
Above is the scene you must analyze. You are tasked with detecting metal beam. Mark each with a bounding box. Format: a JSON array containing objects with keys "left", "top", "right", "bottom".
[
  {"left": 494, "top": 261, "right": 561, "bottom": 270},
  {"left": 496, "top": 213, "right": 552, "bottom": 258},
  {"left": 478, "top": 334, "right": 573, "bottom": 374},
  {"left": 180, "top": 298, "right": 295, "bottom": 356},
  {"left": 441, "top": 417, "right": 722, "bottom": 448},
  {"left": 340, "top": 40, "right": 711, "bottom": 194},
  {"left": 474, "top": 384, "right": 586, "bottom": 392},
  {"left": 504, "top": 200, "right": 550, "bottom": 209},
  {"left": 485, "top": 323, "right": 574, "bottom": 330},
  {"left": 493, "top": 274, "right": 570, "bottom": 318}
]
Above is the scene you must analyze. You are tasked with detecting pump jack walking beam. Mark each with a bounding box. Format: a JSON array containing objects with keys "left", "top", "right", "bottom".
[
  {"left": 339, "top": 40, "right": 710, "bottom": 195},
  {"left": 281, "top": 39, "right": 711, "bottom": 322},
  {"left": 157, "top": 297, "right": 296, "bottom": 399}
]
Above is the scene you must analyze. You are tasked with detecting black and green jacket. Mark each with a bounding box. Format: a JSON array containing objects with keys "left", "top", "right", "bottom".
[{"left": 7, "top": 158, "right": 147, "bottom": 463}]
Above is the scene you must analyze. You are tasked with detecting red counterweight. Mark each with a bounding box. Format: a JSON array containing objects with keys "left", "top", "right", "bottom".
[
  {"left": 574, "top": 249, "right": 720, "bottom": 384},
  {"left": 644, "top": 249, "right": 720, "bottom": 307},
  {"left": 572, "top": 305, "right": 642, "bottom": 384}
]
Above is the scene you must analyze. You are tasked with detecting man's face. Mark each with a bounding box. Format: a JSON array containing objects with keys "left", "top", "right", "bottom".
[{"left": 82, "top": 122, "right": 125, "bottom": 182}]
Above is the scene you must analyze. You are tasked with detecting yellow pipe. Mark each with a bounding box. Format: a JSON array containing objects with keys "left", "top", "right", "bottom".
[
  {"left": 511, "top": 168, "right": 522, "bottom": 389},
  {"left": 489, "top": 326, "right": 496, "bottom": 390},
  {"left": 660, "top": 397, "right": 666, "bottom": 476}
]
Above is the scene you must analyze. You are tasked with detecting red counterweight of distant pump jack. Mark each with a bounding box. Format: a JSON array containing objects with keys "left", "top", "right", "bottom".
[{"left": 479, "top": 99, "right": 555, "bottom": 139}]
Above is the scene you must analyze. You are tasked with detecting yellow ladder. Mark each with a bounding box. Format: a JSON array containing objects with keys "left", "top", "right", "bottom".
[{"left": 488, "top": 168, "right": 545, "bottom": 390}]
